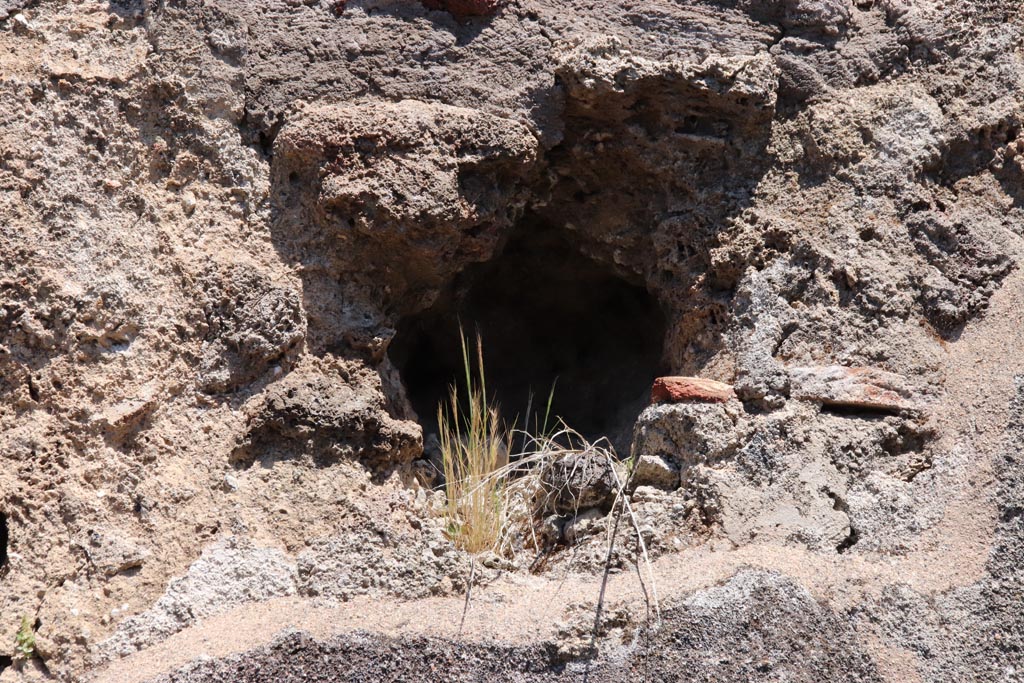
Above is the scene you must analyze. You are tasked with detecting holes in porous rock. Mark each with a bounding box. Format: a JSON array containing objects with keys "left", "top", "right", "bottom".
[
  {"left": 0, "top": 512, "right": 7, "bottom": 570},
  {"left": 390, "top": 220, "right": 667, "bottom": 453},
  {"left": 827, "top": 491, "right": 859, "bottom": 553},
  {"left": 837, "top": 528, "right": 860, "bottom": 553},
  {"left": 1001, "top": 506, "right": 1024, "bottom": 523},
  {"left": 821, "top": 403, "right": 902, "bottom": 418}
]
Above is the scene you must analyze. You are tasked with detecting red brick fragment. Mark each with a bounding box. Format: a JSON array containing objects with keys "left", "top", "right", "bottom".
[{"left": 651, "top": 377, "right": 735, "bottom": 404}]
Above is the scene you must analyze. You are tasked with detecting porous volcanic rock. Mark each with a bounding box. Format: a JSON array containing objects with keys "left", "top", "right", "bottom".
[
  {"left": 632, "top": 402, "right": 744, "bottom": 471},
  {"left": 1, "top": 1, "right": 1022, "bottom": 681},
  {"left": 788, "top": 365, "right": 924, "bottom": 413},
  {"left": 541, "top": 452, "right": 617, "bottom": 514}
]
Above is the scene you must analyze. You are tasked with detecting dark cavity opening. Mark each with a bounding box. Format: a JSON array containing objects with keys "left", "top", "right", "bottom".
[{"left": 389, "top": 219, "right": 667, "bottom": 454}]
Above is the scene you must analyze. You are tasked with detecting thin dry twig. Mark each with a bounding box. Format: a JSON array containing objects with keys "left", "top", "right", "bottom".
[
  {"left": 459, "top": 557, "right": 476, "bottom": 634},
  {"left": 607, "top": 457, "right": 661, "bottom": 624}
]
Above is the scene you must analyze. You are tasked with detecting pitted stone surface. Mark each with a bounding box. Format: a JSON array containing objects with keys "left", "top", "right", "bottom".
[
  {"left": 789, "top": 365, "right": 923, "bottom": 412},
  {"left": 1, "top": 1, "right": 1022, "bottom": 681}
]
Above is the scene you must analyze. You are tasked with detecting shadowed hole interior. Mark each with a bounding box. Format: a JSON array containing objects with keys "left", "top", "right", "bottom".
[
  {"left": 390, "top": 218, "right": 667, "bottom": 454},
  {"left": 0, "top": 512, "right": 7, "bottom": 570}
]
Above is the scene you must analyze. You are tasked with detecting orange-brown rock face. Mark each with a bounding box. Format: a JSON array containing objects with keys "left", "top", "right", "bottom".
[{"left": 650, "top": 377, "right": 737, "bottom": 404}]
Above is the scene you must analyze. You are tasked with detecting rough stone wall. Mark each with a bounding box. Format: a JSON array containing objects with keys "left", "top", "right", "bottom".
[{"left": 0, "top": 1, "right": 1022, "bottom": 681}]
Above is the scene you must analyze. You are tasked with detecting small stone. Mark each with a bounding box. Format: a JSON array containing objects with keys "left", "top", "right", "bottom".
[
  {"left": 479, "top": 551, "right": 510, "bottom": 570},
  {"left": 542, "top": 452, "right": 616, "bottom": 514},
  {"left": 631, "top": 454, "right": 680, "bottom": 490},
  {"left": 223, "top": 474, "right": 239, "bottom": 492},
  {"left": 181, "top": 191, "right": 197, "bottom": 215},
  {"left": 651, "top": 376, "right": 735, "bottom": 404},
  {"left": 12, "top": 13, "right": 33, "bottom": 33},
  {"left": 85, "top": 529, "right": 150, "bottom": 576},
  {"left": 540, "top": 514, "right": 565, "bottom": 544},
  {"left": 631, "top": 485, "right": 672, "bottom": 504},
  {"left": 563, "top": 508, "right": 603, "bottom": 545},
  {"left": 94, "top": 396, "right": 155, "bottom": 434}
]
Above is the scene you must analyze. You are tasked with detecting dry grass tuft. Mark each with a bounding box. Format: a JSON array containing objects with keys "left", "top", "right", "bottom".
[
  {"left": 437, "top": 336, "right": 660, "bottom": 628},
  {"left": 437, "top": 332, "right": 509, "bottom": 553}
]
